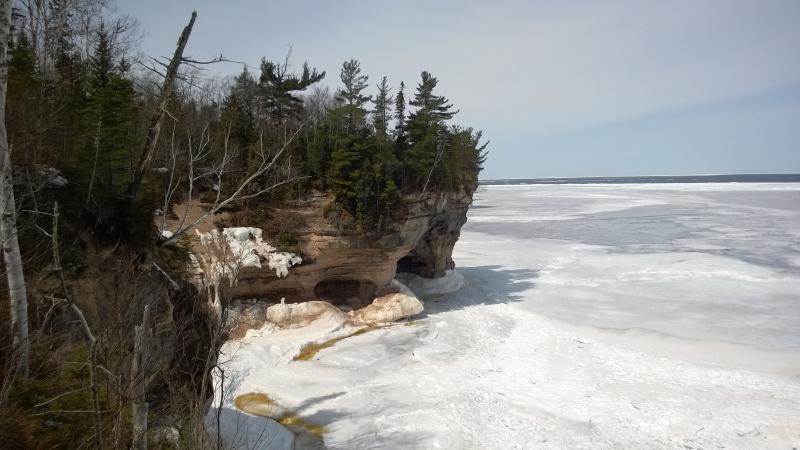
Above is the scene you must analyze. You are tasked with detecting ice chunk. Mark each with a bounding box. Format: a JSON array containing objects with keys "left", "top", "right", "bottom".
[
  {"left": 351, "top": 280, "right": 424, "bottom": 324},
  {"left": 266, "top": 298, "right": 348, "bottom": 329}
]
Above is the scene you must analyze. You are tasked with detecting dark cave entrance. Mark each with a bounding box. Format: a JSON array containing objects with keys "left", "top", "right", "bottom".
[{"left": 314, "top": 279, "right": 377, "bottom": 309}]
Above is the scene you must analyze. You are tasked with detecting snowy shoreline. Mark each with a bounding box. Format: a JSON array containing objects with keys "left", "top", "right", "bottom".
[
  {"left": 210, "top": 268, "right": 800, "bottom": 449},
  {"left": 210, "top": 183, "right": 800, "bottom": 449}
]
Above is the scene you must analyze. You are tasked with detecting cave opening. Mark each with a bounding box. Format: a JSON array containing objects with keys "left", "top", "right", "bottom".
[{"left": 314, "top": 279, "right": 377, "bottom": 309}]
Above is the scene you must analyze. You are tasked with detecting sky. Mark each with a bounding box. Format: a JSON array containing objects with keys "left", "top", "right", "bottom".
[{"left": 119, "top": 0, "right": 800, "bottom": 179}]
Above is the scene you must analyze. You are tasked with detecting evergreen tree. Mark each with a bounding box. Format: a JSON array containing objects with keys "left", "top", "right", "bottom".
[
  {"left": 407, "top": 71, "right": 457, "bottom": 135},
  {"left": 327, "top": 135, "right": 368, "bottom": 212},
  {"left": 82, "top": 25, "right": 137, "bottom": 203},
  {"left": 50, "top": 33, "right": 89, "bottom": 167},
  {"left": 394, "top": 81, "right": 406, "bottom": 140},
  {"left": 219, "top": 90, "right": 257, "bottom": 180},
  {"left": 230, "top": 66, "right": 259, "bottom": 120},
  {"left": 404, "top": 71, "right": 458, "bottom": 188},
  {"left": 335, "top": 59, "right": 370, "bottom": 133},
  {"left": 6, "top": 33, "right": 42, "bottom": 167},
  {"left": 259, "top": 58, "right": 324, "bottom": 122},
  {"left": 372, "top": 76, "right": 392, "bottom": 139}
]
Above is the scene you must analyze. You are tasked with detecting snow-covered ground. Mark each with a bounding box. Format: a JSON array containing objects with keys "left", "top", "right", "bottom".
[{"left": 212, "top": 183, "right": 800, "bottom": 449}]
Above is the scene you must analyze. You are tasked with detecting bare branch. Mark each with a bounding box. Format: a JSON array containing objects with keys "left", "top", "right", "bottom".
[{"left": 160, "top": 123, "right": 306, "bottom": 246}]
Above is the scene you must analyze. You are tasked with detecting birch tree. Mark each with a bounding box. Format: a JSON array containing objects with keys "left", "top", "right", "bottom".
[{"left": 1, "top": 0, "right": 31, "bottom": 375}]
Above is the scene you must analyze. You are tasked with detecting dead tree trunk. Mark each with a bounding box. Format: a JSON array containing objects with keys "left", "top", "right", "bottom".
[
  {"left": 126, "top": 11, "right": 197, "bottom": 202},
  {"left": 131, "top": 305, "right": 152, "bottom": 450},
  {"left": 0, "top": 0, "right": 31, "bottom": 376}
]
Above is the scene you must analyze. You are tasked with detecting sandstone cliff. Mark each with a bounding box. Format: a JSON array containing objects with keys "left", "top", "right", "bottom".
[{"left": 225, "top": 185, "right": 476, "bottom": 307}]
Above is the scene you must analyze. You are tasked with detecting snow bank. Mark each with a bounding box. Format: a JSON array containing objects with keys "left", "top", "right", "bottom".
[{"left": 397, "top": 269, "right": 465, "bottom": 297}]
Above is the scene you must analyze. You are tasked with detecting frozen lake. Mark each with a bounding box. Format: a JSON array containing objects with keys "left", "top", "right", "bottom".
[{"left": 463, "top": 183, "right": 800, "bottom": 353}]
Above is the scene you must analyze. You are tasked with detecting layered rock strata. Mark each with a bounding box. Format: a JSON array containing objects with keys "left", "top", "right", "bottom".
[{"left": 228, "top": 186, "right": 476, "bottom": 307}]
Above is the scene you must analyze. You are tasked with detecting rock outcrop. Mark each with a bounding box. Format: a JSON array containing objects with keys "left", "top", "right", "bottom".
[
  {"left": 226, "top": 185, "right": 477, "bottom": 306},
  {"left": 263, "top": 280, "right": 423, "bottom": 329},
  {"left": 397, "top": 186, "right": 475, "bottom": 278}
]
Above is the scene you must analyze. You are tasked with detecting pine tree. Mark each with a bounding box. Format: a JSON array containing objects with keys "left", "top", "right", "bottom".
[
  {"left": 327, "top": 135, "right": 367, "bottom": 212},
  {"left": 219, "top": 90, "right": 257, "bottom": 180},
  {"left": 259, "top": 58, "right": 324, "bottom": 122},
  {"left": 407, "top": 71, "right": 457, "bottom": 136},
  {"left": 335, "top": 59, "right": 370, "bottom": 133},
  {"left": 404, "top": 71, "right": 458, "bottom": 188},
  {"left": 394, "top": 81, "right": 406, "bottom": 139},
  {"left": 230, "top": 66, "right": 259, "bottom": 120},
  {"left": 6, "top": 33, "right": 42, "bottom": 167},
  {"left": 372, "top": 76, "right": 392, "bottom": 139},
  {"left": 50, "top": 33, "right": 89, "bottom": 168},
  {"left": 82, "top": 24, "right": 137, "bottom": 210}
]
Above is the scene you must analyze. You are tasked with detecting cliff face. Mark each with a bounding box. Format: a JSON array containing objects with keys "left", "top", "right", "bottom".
[
  {"left": 229, "top": 184, "right": 476, "bottom": 307},
  {"left": 397, "top": 186, "right": 475, "bottom": 278}
]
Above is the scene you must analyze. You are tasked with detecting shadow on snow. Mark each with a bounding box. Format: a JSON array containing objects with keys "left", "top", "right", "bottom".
[{"left": 419, "top": 265, "right": 539, "bottom": 316}]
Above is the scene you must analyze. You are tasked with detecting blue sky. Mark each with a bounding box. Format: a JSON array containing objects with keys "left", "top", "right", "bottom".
[{"left": 120, "top": 0, "right": 800, "bottom": 178}]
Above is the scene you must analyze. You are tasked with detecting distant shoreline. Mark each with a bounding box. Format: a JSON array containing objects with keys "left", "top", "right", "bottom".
[{"left": 480, "top": 173, "right": 800, "bottom": 185}]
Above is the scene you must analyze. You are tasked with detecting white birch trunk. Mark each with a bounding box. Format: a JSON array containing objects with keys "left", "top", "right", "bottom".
[{"left": 0, "top": 0, "right": 31, "bottom": 375}]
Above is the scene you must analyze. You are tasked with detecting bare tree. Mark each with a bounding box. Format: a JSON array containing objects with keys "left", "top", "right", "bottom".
[
  {"left": 16, "top": 0, "right": 141, "bottom": 71},
  {"left": 126, "top": 11, "right": 197, "bottom": 203},
  {"left": 159, "top": 123, "right": 307, "bottom": 247},
  {"left": 305, "top": 85, "right": 335, "bottom": 125},
  {"left": 51, "top": 202, "right": 104, "bottom": 450},
  {"left": 1, "top": 0, "right": 31, "bottom": 376}
]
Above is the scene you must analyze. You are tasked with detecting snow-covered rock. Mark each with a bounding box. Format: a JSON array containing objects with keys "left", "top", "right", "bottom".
[
  {"left": 263, "top": 280, "right": 424, "bottom": 329},
  {"left": 351, "top": 280, "right": 423, "bottom": 325},
  {"left": 266, "top": 298, "right": 348, "bottom": 329}
]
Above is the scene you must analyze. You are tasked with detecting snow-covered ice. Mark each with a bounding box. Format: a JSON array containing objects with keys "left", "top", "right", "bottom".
[
  {"left": 212, "top": 183, "right": 800, "bottom": 449},
  {"left": 397, "top": 269, "right": 465, "bottom": 297}
]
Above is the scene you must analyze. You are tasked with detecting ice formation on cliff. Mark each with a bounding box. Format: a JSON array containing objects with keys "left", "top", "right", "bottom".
[{"left": 193, "top": 227, "right": 302, "bottom": 315}]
